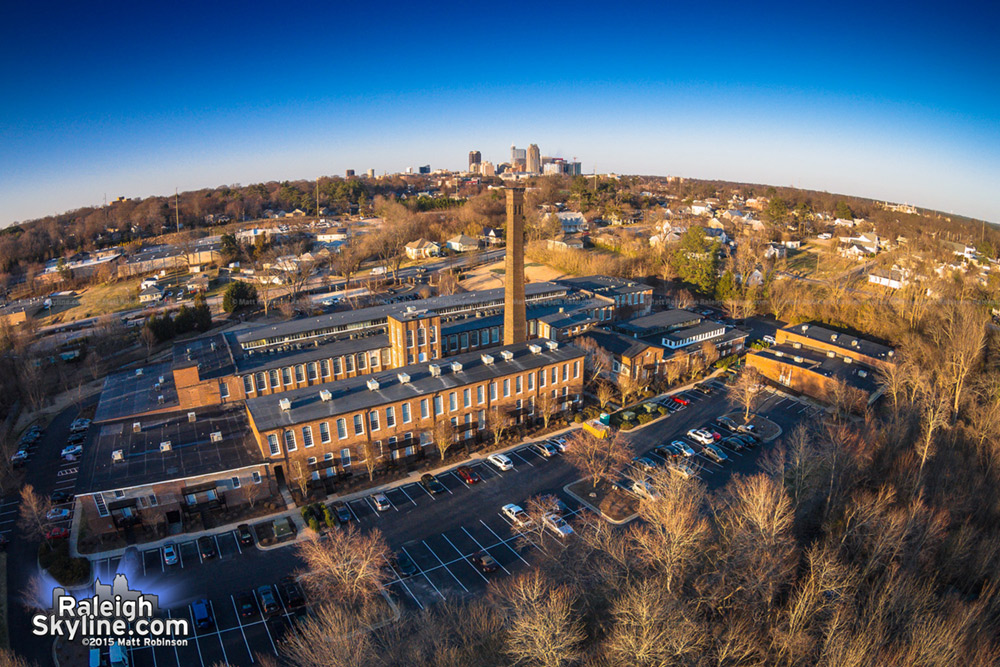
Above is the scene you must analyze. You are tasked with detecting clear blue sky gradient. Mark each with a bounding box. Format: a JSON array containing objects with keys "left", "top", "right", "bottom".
[{"left": 2, "top": 1, "right": 998, "bottom": 224}]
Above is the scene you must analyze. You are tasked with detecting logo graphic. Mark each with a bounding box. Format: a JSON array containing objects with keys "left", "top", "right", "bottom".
[{"left": 32, "top": 573, "right": 188, "bottom": 648}]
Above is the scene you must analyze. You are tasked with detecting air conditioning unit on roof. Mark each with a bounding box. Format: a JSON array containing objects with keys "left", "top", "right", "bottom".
[
  {"left": 546, "top": 340, "right": 559, "bottom": 350},
  {"left": 481, "top": 354, "right": 494, "bottom": 365},
  {"left": 157, "top": 395, "right": 164, "bottom": 404},
  {"left": 320, "top": 390, "right": 332, "bottom": 401},
  {"left": 210, "top": 431, "right": 222, "bottom": 442},
  {"left": 132, "top": 422, "right": 141, "bottom": 433},
  {"left": 528, "top": 344, "right": 542, "bottom": 355},
  {"left": 279, "top": 398, "right": 291, "bottom": 411},
  {"left": 135, "top": 368, "right": 143, "bottom": 376},
  {"left": 500, "top": 350, "right": 514, "bottom": 362},
  {"left": 111, "top": 449, "right": 124, "bottom": 462},
  {"left": 450, "top": 361, "right": 463, "bottom": 372},
  {"left": 397, "top": 373, "right": 410, "bottom": 384},
  {"left": 429, "top": 364, "right": 441, "bottom": 377},
  {"left": 367, "top": 378, "right": 380, "bottom": 391},
  {"left": 160, "top": 441, "right": 172, "bottom": 452}
]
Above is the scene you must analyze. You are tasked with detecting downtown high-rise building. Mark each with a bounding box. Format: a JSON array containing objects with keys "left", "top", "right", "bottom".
[
  {"left": 527, "top": 144, "right": 540, "bottom": 173},
  {"left": 511, "top": 145, "right": 527, "bottom": 169},
  {"left": 468, "top": 150, "right": 481, "bottom": 171}
]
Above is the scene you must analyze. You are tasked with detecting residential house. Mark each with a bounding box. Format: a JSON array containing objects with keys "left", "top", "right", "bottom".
[
  {"left": 446, "top": 234, "right": 480, "bottom": 253},
  {"left": 547, "top": 235, "right": 585, "bottom": 251},
  {"left": 868, "top": 267, "right": 908, "bottom": 290},
  {"left": 554, "top": 212, "right": 588, "bottom": 234},
  {"left": 139, "top": 285, "right": 164, "bottom": 303},
  {"left": 405, "top": 239, "right": 440, "bottom": 260},
  {"left": 481, "top": 227, "right": 504, "bottom": 246}
]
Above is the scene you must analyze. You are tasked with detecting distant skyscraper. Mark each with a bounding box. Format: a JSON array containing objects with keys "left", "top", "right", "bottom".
[
  {"left": 418, "top": 165, "right": 431, "bottom": 174},
  {"left": 511, "top": 145, "right": 527, "bottom": 168},
  {"left": 345, "top": 169, "right": 355, "bottom": 178},
  {"left": 366, "top": 168, "right": 375, "bottom": 178},
  {"left": 527, "top": 144, "right": 540, "bottom": 173},
  {"left": 469, "top": 150, "right": 481, "bottom": 171},
  {"left": 481, "top": 161, "right": 496, "bottom": 177}
]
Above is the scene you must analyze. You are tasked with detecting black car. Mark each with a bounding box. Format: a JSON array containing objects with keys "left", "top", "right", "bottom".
[
  {"left": 236, "top": 523, "right": 254, "bottom": 547},
  {"left": 235, "top": 591, "right": 257, "bottom": 619},
  {"left": 332, "top": 502, "right": 352, "bottom": 524},
  {"left": 736, "top": 428, "right": 762, "bottom": 444},
  {"left": 470, "top": 551, "right": 499, "bottom": 573},
  {"left": 257, "top": 585, "right": 281, "bottom": 616},
  {"left": 51, "top": 490, "right": 72, "bottom": 504},
  {"left": 279, "top": 576, "right": 306, "bottom": 608},
  {"left": 721, "top": 437, "right": 745, "bottom": 452},
  {"left": 420, "top": 474, "right": 447, "bottom": 494},
  {"left": 653, "top": 444, "right": 681, "bottom": 460},
  {"left": 695, "top": 384, "right": 713, "bottom": 395},
  {"left": 732, "top": 434, "right": 758, "bottom": 448},
  {"left": 197, "top": 535, "right": 217, "bottom": 560},
  {"left": 267, "top": 616, "right": 293, "bottom": 646},
  {"left": 389, "top": 552, "right": 418, "bottom": 578}
]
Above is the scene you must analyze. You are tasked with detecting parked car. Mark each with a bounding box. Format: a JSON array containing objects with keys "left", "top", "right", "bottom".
[
  {"left": 547, "top": 437, "right": 569, "bottom": 453},
  {"left": 533, "top": 441, "right": 558, "bottom": 458},
  {"left": 722, "top": 436, "right": 745, "bottom": 452},
  {"left": 236, "top": 524, "right": 254, "bottom": 547},
  {"left": 702, "top": 443, "right": 729, "bottom": 463},
  {"left": 470, "top": 551, "right": 499, "bottom": 573},
  {"left": 501, "top": 503, "right": 532, "bottom": 528},
  {"left": 332, "top": 502, "right": 352, "bottom": 524},
  {"left": 671, "top": 440, "right": 696, "bottom": 457},
  {"left": 736, "top": 425, "right": 761, "bottom": 442},
  {"left": 762, "top": 334, "right": 776, "bottom": 344},
  {"left": 421, "top": 474, "right": 447, "bottom": 494},
  {"left": 191, "top": 599, "right": 214, "bottom": 630},
  {"left": 69, "top": 419, "right": 90, "bottom": 433},
  {"left": 669, "top": 462, "right": 696, "bottom": 480},
  {"left": 653, "top": 444, "right": 682, "bottom": 460},
  {"left": 50, "top": 490, "right": 72, "bottom": 504},
  {"left": 235, "top": 591, "right": 257, "bottom": 618},
  {"left": 672, "top": 395, "right": 689, "bottom": 406},
  {"left": 487, "top": 453, "right": 514, "bottom": 471},
  {"left": 695, "top": 384, "right": 713, "bottom": 395},
  {"left": 543, "top": 512, "right": 574, "bottom": 538},
  {"left": 686, "top": 429, "right": 714, "bottom": 446},
  {"left": 715, "top": 416, "right": 739, "bottom": 430},
  {"left": 279, "top": 576, "right": 306, "bottom": 608},
  {"left": 198, "top": 535, "right": 217, "bottom": 560},
  {"left": 257, "top": 585, "right": 280, "bottom": 616},
  {"left": 730, "top": 434, "right": 755, "bottom": 449},
  {"left": 10, "top": 450, "right": 29, "bottom": 466},
  {"left": 61, "top": 445, "right": 83, "bottom": 458},
  {"left": 630, "top": 478, "right": 660, "bottom": 501},
  {"left": 388, "top": 552, "right": 418, "bottom": 578},
  {"left": 45, "top": 527, "right": 70, "bottom": 540},
  {"left": 371, "top": 492, "right": 391, "bottom": 511},
  {"left": 632, "top": 456, "right": 658, "bottom": 472},
  {"left": 456, "top": 466, "right": 481, "bottom": 484},
  {"left": 162, "top": 542, "right": 178, "bottom": 566},
  {"left": 46, "top": 508, "right": 71, "bottom": 521}
]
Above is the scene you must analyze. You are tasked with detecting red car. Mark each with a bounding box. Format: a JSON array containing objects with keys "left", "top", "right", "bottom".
[
  {"left": 456, "top": 466, "right": 481, "bottom": 484},
  {"left": 672, "top": 395, "right": 689, "bottom": 406},
  {"left": 46, "top": 527, "right": 70, "bottom": 540}
]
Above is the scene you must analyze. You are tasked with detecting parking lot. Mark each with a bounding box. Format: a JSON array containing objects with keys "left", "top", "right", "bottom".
[{"left": 113, "top": 380, "right": 821, "bottom": 667}]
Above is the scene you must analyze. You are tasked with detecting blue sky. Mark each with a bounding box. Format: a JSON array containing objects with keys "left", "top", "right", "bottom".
[{"left": 2, "top": 1, "right": 998, "bottom": 224}]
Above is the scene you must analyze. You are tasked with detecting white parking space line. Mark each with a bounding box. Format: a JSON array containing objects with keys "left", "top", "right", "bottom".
[
  {"left": 422, "top": 540, "right": 468, "bottom": 592},
  {"left": 448, "top": 471, "right": 470, "bottom": 488},
  {"left": 167, "top": 609, "right": 181, "bottom": 665},
  {"left": 798, "top": 404, "right": 811, "bottom": 413},
  {"left": 440, "top": 534, "right": 488, "bottom": 582},
  {"left": 230, "top": 595, "right": 251, "bottom": 664},
  {"left": 507, "top": 450, "right": 533, "bottom": 467},
  {"left": 460, "top": 526, "right": 512, "bottom": 575},
  {"left": 386, "top": 561, "right": 424, "bottom": 610},
  {"left": 346, "top": 502, "right": 362, "bottom": 522},
  {"left": 415, "top": 483, "right": 436, "bottom": 500},
  {"left": 254, "top": 590, "right": 278, "bottom": 655},
  {"left": 401, "top": 545, "right": 445, "bottom": 600},
  {"left": 213, "top": 534, "right": 222, "bottom": 557},
  {"left": 178, "top": 546, "right": 184, "bottom": 569},
  {"left": 363, "top": 496, "right": 383, "bottom": 518},
  {"left": 397, "top": 485, "right": 418, "bottom": 506},
  {"left": 187, "top": 606, "right": 206, "bottom": 667},
  {"left": 480, "top": 519, "right": 530, "bottom": 565},
  {"left": 234, "top": 531, "right": 242, "bottom": 555}
]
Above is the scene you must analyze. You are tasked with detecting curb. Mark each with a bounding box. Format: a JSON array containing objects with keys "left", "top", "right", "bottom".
[{"left": 563, "top": 481, "right": 638, "bottom": 525}]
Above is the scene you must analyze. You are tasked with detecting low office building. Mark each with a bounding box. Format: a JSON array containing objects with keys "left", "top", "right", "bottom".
[
  {"left": 244, "top": 341, "right": 585, "bottom": 492},
  {"left": 746, "top": 323, "right": 894, "bottom": 406}
]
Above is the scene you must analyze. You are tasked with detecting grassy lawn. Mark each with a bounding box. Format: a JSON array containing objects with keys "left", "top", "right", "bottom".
[
  {"left": 39, "top": 279, "right": 142, "bottom": 324},
  {"left": 781, "top": 243, "right": 853, "bottom": 280}
]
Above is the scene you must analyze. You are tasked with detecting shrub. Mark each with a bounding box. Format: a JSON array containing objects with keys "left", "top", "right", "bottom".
[
  {"left": 223, "top": 281, "right": 258, "bottom": 313},
  {"left": 308, "top": 518, "right": 320, "bottom": 533},
  {"left": 574, "top": 414, "right": 583, "bottom": 423},
  {"left": 658, "top": 406, "right": 668, "bottom": 416},
  {"left": 323, "top": 506, "right": 335, "bottom": 528},
  {"left": 637, "top": 413, "right": 654, "bottom": 425}
]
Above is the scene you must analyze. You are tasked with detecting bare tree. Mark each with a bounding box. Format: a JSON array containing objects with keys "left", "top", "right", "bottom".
[
  {"left": 596, "top": 382, "right": 616, "bottom": 411},
  {"left": 280, "top": 602, "right": 377, "bottom": 667},
  {"left": 140, "top": 325, "right": 157, "bottom": 357},
  {"left": 361, "top": 437, "right": 380, "bottom": 482},
  {"left": 18, "top": 484, "right": 52, "bottom": 543},
  {"left": 236, "top": 478, "right": 265, "bottom": 510},
  {"left": 496, "top": 571, "right": 584, "bottom": 667},
  {"left": 0, "top": 647, "right": 36, "bottom": 667},
  {"left": 729, "top": 367, "right": 764, "bottom": 421},
  {"left": 486, "top": 407, "right": 512, "bottom": 449},
  {"left": 369, "top": 202, "right": 415, "bottom": 283},
  {"left": 433, "top": 419, "right": 456, "bottom": 462},
  {"left": 700, "top": 339, "right": 720, "bottom": 368},
  {"left": 605, "top": 579, "right": 703, "bottom": 666},
  {"left": 252, "top": 248, "right": 281, "bottom": 317},
  {"left": 291, "top": 460, "right": 310, "bottom": 500},
  {"left": 916, "top": 392, "right": 950, "bottom": 490},
  {"left": 577, "top": 336, "right": 613, "bottom": 383},
  {"left": 537, "top": 391, "right": 558, "bottom": 430},
  {"left": 618, "top": 371, "right": 643, "bottom": 408},
  {"left": 295, "top": 526, "right": 390, "bottom": 606},
  {"left": 931, "top": 302, "right": 988, "bottom": 419},
  {"left": 330, "top": 239, "right": 366, "bottom": 297},
  {"left": 564, "top": 430, "right": 633, "bottom": 490}
]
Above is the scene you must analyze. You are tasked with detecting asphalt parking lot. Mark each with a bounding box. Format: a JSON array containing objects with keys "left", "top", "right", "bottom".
[{"left": 117, "top": 381, "right": 821, "bottom": 666}]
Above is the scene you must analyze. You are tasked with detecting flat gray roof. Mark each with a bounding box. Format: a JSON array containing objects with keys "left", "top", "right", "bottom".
[
  {"left": 94, "top": 361, "right": 179, "bottom": 423},
  {"left": 77, "top": 407, "right": 263, "bottom": 495},
  {"left": 618, "top": 309, "right": 701, "bottom": 334},
  {"left": 785, "top": 323, "right": 894, "bottom": 361},
  {"left": 234, "top": 334, "right": 389, "bottom": 374},
  {"left": 246, "top": 341, "right": 584, "bottom": 432}
]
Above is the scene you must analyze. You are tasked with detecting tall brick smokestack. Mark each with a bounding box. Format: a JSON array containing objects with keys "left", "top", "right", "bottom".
[{"left": 503, "top": 187, "right": 527, "bottom": 345}]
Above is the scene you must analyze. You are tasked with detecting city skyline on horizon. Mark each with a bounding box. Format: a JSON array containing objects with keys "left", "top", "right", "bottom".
[{"left": 2, "top": 2, "right": 998, "bottom": 225}]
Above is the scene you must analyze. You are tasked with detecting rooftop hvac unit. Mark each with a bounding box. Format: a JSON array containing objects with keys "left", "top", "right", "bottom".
[
  {"left": 858, "top": 370, "right": 868, "bottom": 378},
  {"left": 367, "top": 378, "right": 380, "bottom": 391},
  {"left": 500, "top": 350, "right": 514, "bottom": 362},
  {"left": 887, "top": 350, "right": 894, "bottom": 357},
  {"left": 546, "top": 340, "right": 559, "bottom": 351},
  {"left": 774, "top": 350, "right": 784, "bottom": 357},
  {"left": 158, "top": 376, "right": 165, "bottom": 384},
  {"left": 153, "top": 383, "right": 160, "bottom": 391},
  {"left": 135, "top": 368, "right": 143, "bottom": 376},
  {"left": 827, "top": 351, "right": 836, "bottom": 357},
  {"left": 830, "top": 334, "right": 838, "bottom": 341},
  {"left": 279, "top": 398, "right": 292, "bottom": 411},
  {"left": 481, "top": 354, "right": 495, "bottom": 365},
  {"left": 320, "top": 389, "right": 332, "bottom": 401},
  {"left": 851, "top": 340, "right": 858, "bottom": 347},
  {"left": 132, "top": 422, "right": 141, "bottom": 433},
  {"left": 210, "top": 431, "right": 223, "bottom": 443},
  {"left": 450, "top": 361, "right": 463, "bottom": 372},
  {"left": 792, "top": 342, "right": 802, "bottom": 349},
  {"left": 188, "top": 412, "right": 196, "bottom": 423},
  {"left": 793, "top": 356, "right": 803, "bottom": 363},
  {"left": 528, "top": 344, "right": 542, "bottom": 355},
  {"left": 111, "top": 449, "right": 124, "bottom": 462},
  {"left": 397, "top": 373, "right": 410, "bottom": 384},
  {"left": 801, "top": 325, "right": 809, "bottom": 332},
  {"left": 186, "top": 348, "right": 191, "bottom": 354},
  {"left": 157, "top": 395, "right": 164, "bottom": 404},
  {"left": 159, "top": 441, "right": 172, "bottom": 452},
  {"left": 844, "top": 357, "right": 853, "bottom": 364},
  {"left": 429, "top": 364, "right": 441, "bottom": 377},
  {"left": 210, "top": 341, "right": 216, "bottom": 351}
]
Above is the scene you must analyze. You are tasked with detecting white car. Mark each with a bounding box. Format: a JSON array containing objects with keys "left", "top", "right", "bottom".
[
  {"left": 501, "top": 504, "right": 532, "bottom": 528},
  {"left": 671, "top": 440, "right": 696, "bottom": 457},
  {"left": 669, "top": 462, "right": 696, "bottom": 479},
  {"left": 69, "top": 419, "right": 90, "bottom": 434},
  {"left": 629, "top": 479, "right": 661, "bottom": 501},
  {"left": 10, "top": 450, "right": 29, "bottom": 464},
  {"left": 543, "top": 512, "right": 574, "bottom": 538},
  {"left": 762, "top": 334, "right": 776, "bottom": 345},
  {"left": 61, "top": 445, "right": 83, "bottom": 458},
  {"left": 46, "top": 508, "right": 72, "bottom": 521},
  {"left": 371, "top": 493, "right": 391, "bottom": 512},
  {"left": 547, "top": 437, "right": 569, "bottom": 453},
  {"left": 487, "top": 453, "right": 514, "bottom": 471},
  {"left": 687, "top": 429, "right": 715, "bottom": 446},
  {"left": 702, "top": 443, "right": 729, "bottom": 463}
]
